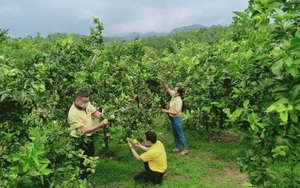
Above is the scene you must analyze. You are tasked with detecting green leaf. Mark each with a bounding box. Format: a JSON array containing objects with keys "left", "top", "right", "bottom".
[
  {"left": 250, "top": 123, "right": 256, "bottom": 131},
  {"left": 202, "top": 106, "right": 211, "bottom": 113},
  {"left": 290, "top": 84, "right": 300, "bottom": 101},
  {"left": 38, "top": 158, "right": 51, "bottom": 164},
  {"left": 266, "top": 104, "right": 276, "bottom": 112},
  {"left": 243, "top": 100, "right": 249, "bottom": 109},
  {"left": 278, "top": 150, "right": 286, "bottom": 156},
  {"left": 250, "top": 169, "right": 262, "bottom": 177},
  {"left": 32, "top": 156, "right": 41, "bottom": 167},
  {"left": 256, "top": 122, "right": 265, "bottom": 129},
  {"left": 294, "top": 103, "right": 300, "bottom": 111},
  {"left": 271, "top": 14, "right": 283, "bottom": 21},
  {"left": 56, "top": 167, "right": 67, "bottom": 172},
  {"left": 233, "top": 11, "right": 248, "bottom": 19},
  {"left": 266, "top": 169, "right": 278, "bottom": 180},
  {"left": 40, "top": 168, "right": 53, "bottom": 175},
  {"left": 285, "top": 64, "right": 299, "bottom": 77},
  {"left": 291, "top": 37, "right": 300, "bottom": 46},
  {"left": 280, "top": 111, "right": 288, "bottom": 123},
  {"left": 223, "top": 108, "right": 232, "bottom": 119},
  {"left": 27, "top": 170, "right": 41, "bottom": 176},
  {"left": 231, "top": 108, "right": 244, "bottom": 121},
  {"left": 267, "top": 98, "right": 293, "bottom": 113},
  {"left": 284, "top": 57, "right": 293, "bottom": 67},
  {"left": 248, "top": 113, "right": 260, "bottom": 125},
  {"left": 260, "top": 131, "right": 265, "bottom": 139},
  {"left": 22, "top": 162, "right": 30, "bottom": 173},
  {"left": 290, "top": 112, "right": 298, "bottom": 123},
  {"left": 272, "top": 146, "right": 288, "bottom": 158},
  {"left": 38, "top": 164, "right": 48, "bottom": 171},
  {"left": 242, "top": 182, "right": 254, "bottom": 188},
  {"left": 11, "top": 154, "right": 21, "bottom": 162},
  {"left": 284, "top": 11, "right": 300, "bottom": 19},
  {"left": 1, "top": 93, "right": 10, "bottom": 102}
]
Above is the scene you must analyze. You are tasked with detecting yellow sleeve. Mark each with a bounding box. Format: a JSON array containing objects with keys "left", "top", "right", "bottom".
[
  {"left": 88, "top": 102, "right": 97, "bottom": 114},
  {"left": 140, "top": 151, "right": 154, "bottom": 162}
]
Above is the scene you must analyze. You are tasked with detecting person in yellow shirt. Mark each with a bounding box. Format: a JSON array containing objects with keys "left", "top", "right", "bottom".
[
  {"left": 159, "top": 78, "right": 189, "bottom": 156},
  {"left": 128, "top": 131, "right": 167, "bottom": 185},
  {"left": 68, "top": 90, "right": 105, "bottom": 182}
]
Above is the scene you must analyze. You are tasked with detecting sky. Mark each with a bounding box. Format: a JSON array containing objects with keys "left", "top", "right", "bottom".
[{"left": 1, "top": 0, "right": 249, "bottom": 38}]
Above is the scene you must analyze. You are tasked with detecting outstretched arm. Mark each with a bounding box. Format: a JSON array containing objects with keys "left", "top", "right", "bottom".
[
  {"left": 135, "top": 142, "right": 150, "bottom": 152},
  {"left": 159, "top": 78, "right": 171, "bottom": 92},
  {"left": 128, "top": 142, "right": 142, "bottom": 160}
]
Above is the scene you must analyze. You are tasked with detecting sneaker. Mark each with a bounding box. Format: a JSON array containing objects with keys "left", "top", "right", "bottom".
[
  {"left": 172, "top": 148, "right": 180, "bottom": 152},
  {"left": 180, "top": 149, "right": 189, "bottom": 156}
]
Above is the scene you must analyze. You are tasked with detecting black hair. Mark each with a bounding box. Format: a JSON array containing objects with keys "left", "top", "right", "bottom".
[
  {"left": 75, "top": 90, "right": 89, "bottom": 100},
  {"left": 145, "top": 131, "right": 157, "bottom": 144},
  {"left": 177, "top": 87, "right": 184, "bottom": 96}
]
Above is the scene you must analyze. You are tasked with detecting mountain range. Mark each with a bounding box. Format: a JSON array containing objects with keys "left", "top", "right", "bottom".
[
  {"left": 45, "top": 24, "right": 207, "bottom": 42},
  {"left": 110, "top": 24, "right": 206, "bottom": 40}
]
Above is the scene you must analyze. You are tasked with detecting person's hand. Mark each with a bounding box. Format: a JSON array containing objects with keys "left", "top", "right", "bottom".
[
  {"left": 157, "top": 77, "right": 165, "bottom": 82},
  {"left": 127, "top": 141, "right": 133, "bottom": 148},
  {"left": 98, "top": 122, "right": 105, "bottom": 128},
  {"left": 135, "top": 141, "right": 141, "bottom": 147},
  {"left": 161, "top": 109, "right": 168, "bottom": 113}
]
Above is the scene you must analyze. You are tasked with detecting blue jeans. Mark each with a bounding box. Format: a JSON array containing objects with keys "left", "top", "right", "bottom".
[{"left": 170, "top": 115, "right": 188, "bottom": 150}]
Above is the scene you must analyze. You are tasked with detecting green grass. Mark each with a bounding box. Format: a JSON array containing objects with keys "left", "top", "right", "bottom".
[{"left": 88, "top": 124, "right": 249, "bottom": 188}]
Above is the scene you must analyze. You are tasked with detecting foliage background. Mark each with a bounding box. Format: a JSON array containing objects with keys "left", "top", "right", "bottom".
[{"left": 0, "top": 0, "right": 300, "bottom": 187}]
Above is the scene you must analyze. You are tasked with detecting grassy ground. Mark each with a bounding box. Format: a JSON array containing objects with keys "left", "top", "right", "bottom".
[{"left": 88, "top": 123, "right": 249, "bottom": 188}]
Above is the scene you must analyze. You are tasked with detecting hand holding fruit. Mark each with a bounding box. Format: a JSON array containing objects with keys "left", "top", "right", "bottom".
[
  {"left": 127, "top": 141, "right": 133, "bottom": 148},
  {"left": 98, "top": 122, "right": 105, "bottom": 128},
  {"left": 98, "top": 118, "right": 108, "bottom": 128},
  {"left": 131, "top": 138, "right": 138, "bottom": 145},
  {"left": 101, "top": 118, "right": 108, "bottom": 125},
  {"left": 131, "top": 138, "right": 141, "bottom": 147}
]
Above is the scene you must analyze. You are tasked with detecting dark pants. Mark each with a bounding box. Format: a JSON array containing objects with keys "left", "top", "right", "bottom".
[
  {"left": 74, "top": 135, "right": 95, "bottom": 180},
  {"left": 134, "top": 162, "right": 164, "bottom": 185}
]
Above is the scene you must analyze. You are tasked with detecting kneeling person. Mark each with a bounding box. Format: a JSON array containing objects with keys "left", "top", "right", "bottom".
[{"left": 128, "top": 131, "right": 167, "bottom": 184}]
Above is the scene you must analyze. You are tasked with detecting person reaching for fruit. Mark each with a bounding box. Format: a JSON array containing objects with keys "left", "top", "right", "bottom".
[
  {"left": 68, "top": 90, "right": 105, "bottom": 185},
  {"left": 128, "top": 131, "right": 167, "bottom": 185},
  {"left": 131, "top": 138, "right": 138, "bottom": 144},
  {"left": 158, "top": 78, "right": 189, "bottom": 156}
]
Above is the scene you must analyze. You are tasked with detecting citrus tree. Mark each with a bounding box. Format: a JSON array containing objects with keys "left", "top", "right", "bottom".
[{"left": 1, "top": 0, "right": 299, "bottom": 187}]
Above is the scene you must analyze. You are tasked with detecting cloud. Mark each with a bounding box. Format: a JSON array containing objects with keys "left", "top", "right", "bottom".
[{"left": 0, "top": 0, "right": 249, "bottom": 38}]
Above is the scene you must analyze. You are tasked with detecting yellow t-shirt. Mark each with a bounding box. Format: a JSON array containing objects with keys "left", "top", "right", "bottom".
[
  {"left": 140, "top": 141, "right": 167, "bottom": 173},
  {"left": 68, "top": 102, "right": 97, "bottom": 137},
  {"left": 169, "top": 96, "right": 182, "bottom": 117}
]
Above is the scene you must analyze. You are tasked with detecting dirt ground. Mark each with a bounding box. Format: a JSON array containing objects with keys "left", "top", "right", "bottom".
[
  {"left": 215, "top": 166, "right": 248, "bottom": 186},
  {"left": 204, "top": 133, "right": 249, "bottom": 186}
]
